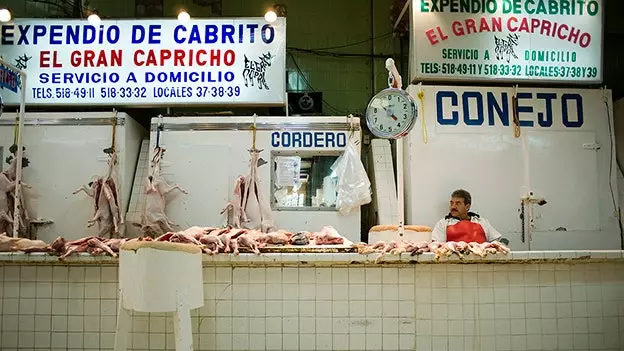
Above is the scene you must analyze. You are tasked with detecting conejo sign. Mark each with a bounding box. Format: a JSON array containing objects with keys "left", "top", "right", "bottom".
[
  {"left": 410, "top": 0, "right": 603, "bottom": 84},
  {"left": 0, "top": 18, "right": 286, "bottom": 106}
]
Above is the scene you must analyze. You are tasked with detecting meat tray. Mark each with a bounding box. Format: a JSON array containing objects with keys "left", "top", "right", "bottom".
[{"left": 258, "top": 238, "right": 357, "bottom": 253}]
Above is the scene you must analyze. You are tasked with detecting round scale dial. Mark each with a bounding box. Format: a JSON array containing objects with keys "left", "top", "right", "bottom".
[{"left": 365, "top": 88, "right": 418, "bottom": 139}]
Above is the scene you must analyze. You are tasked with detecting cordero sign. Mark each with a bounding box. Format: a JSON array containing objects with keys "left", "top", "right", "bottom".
[
  {"left": 0, "top": 18, "right": 286, "bottom": 106},
  {"left": 410, "top": 0, "right": 603, "bottom": 84}
]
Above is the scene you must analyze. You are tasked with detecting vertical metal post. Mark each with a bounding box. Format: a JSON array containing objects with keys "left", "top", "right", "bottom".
[{"left": 12, "top": 71, "right": 27, "bottom": 237}]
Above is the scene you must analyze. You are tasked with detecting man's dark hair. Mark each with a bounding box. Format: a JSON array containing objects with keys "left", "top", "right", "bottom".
[{"left": 451, "top": 189, "right": 471, "bottom": 205}]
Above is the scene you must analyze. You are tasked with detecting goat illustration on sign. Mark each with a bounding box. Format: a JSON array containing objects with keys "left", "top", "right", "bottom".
[
  {"left": 242, "top": 51, "right": 274, "bottom": 90},
  {"left": 494, "top": 33, "right": 520, "bottom": 63}
]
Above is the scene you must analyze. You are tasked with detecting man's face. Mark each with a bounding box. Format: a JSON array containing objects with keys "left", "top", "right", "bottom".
[{"left": 450, "top": 197, "right": 470, "bottom": 218}]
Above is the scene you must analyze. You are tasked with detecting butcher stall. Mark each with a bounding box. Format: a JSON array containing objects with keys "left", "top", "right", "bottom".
[
  {"left": 0, "top": 111, "right": 145, "bottom": 242},
  {"left": 125, "top": 116, "right": 363, "bottom": 244},
  {"left": 404, "top": 85, "right": 622, "bottom": 251}
]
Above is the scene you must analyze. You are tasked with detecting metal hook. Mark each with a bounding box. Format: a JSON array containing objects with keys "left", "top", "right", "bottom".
[
  {"left": 155, "top": 114, "right": 164, "bottom": 150},
  {"left": 347, "top": 114, "right": 356, "bottom": 140}
]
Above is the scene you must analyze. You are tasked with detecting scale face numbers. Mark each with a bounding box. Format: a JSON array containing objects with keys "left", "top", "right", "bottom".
[{"left": 365, "top": 88, "right": 417, "bottom": 139}]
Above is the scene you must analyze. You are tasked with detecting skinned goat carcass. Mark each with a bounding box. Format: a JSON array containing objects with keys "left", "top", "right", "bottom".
[
  {"left": 74, "top": 152, "right": 123, "bottom": 238},
  {"left": 220, "top": 175, "right": 245, "bottom": 228},
  {"left": 135, "top": 148, "right": 187, "bottom": 237},
  {"left": 1, "top": 152, "right": 32, "bottom": 238},
  {"left": 240, "top": 149, "right": 276, "bottom": 233}
]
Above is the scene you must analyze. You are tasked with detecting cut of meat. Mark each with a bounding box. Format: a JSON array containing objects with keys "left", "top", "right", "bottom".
[
  {"left": 136, "top": 148, "right": 187, "bottom": 237},
  {"left": 74, "top": 152, "right": 124, "bottom": 238},
  {"left": 240, "top": 150, "right": 276, "bottom": 233},
  {"left": 313, "top": 226, "right": 345, "bottom": 245}
]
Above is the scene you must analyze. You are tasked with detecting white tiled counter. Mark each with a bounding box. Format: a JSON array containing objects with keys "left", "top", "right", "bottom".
[{"left": 1, "top": 251, "right": 623, "bottom": 351}]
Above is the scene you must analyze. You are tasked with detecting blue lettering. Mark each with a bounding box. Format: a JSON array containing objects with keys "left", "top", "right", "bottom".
[
  {"left": 516, "top": 92, "right": 534, "bottom": 127},
  {"left": 49, "top": 25, "right": 62, "bottom": 44},
  {"left": 282, "top": 132, "right": 291, "bottom": 147},
  {"left": 222, "top": 25, "right": 235, "bottom": 43},
  {"left": 238, "top": 24, "right": 244, "bottom": 43},
  {"left": 536, "top": 93, "right": 556, "bottom": 127},
  {"left": 336, "top": 132, "right": 347, "bottom": 147},
  {"left": 246, "top": 24, "right": 258, "bottom": 43},
  {"left": 292, "top": 132, "right": 302, "bottom": 147},
  {"left": 132, "top": 25, "right": 145, "bottom": 44},
  {"left": 303, "top": 132, "right": 312, "bottom": 147},
  {"left": 1, "top": 25, "right": 13, "bottom": 45},
  {"left": 271, "top": 132, "right": 279, "bottom": 147},
  {"left": 17, "top": 25, "right": 30, "bottom": 45},
  {"left": 487, "top": 92, "right": 509, "bottom": 126},
  {"left": 148, "top": 25, "right": 161, "bottom": 44},
  {"left": 270, "top": 132, "right": 348, "bottom": 148},
  {"left": 261, "top": 24, "right": 275, "bottom": 43},
  {"left": 33, "top": 25, "right": 46, "bottom": 44},
  {"left": 462, "top": 92, "right": 483, "bottom": 126},
  {"left": 437, "top": 91, "right": 459, "bottom": 125},
  {"left": 314, "top": 132, "right": 323, "bottom": 147},
  {"left": 83, "top": 26, "right": 96, "bottom": 44},
  {"left": 205, "top": 25, "right": 218, "bottom": 44},
  {"left": 67, "top": 26, "right": 79, "bottom": 44},
  {"left": 562, "top": 93, "right": 583, "bottom": 128},
  {"left": 173, "top": 25, "right": 185, "bottom": 44},
  {"left": 326, "top": 132, "right": 335, "bottom": 147},
  {"left": 107, "top": 25, "right": 121, "bottom": 44},
  {"left": 188, "top": 26, "right": 201, "bottom": 44}
]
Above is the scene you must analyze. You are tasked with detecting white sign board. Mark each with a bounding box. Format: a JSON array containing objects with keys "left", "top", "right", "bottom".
[
  {"left": 0, "top": 18, "right": 286, "bottom": 106},
  {"left": 410, "top": 0, "right": 603, "bottom": 84}
]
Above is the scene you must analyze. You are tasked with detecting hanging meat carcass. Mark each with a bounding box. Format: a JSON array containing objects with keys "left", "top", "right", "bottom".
[
  {"left": 0, "top": 145, "right": 32, "bottom": 238},
  {"left": 134, "top": 147, "right": 187, "bottom": 237},
  {"left": 74, "top": 152, "right": 123, "bottom": 238},
  {"left": 222, "top": 148, "right": 276, "bottom": 233},
  {"left": 220, "top": 175, "right": 245, "bottom": 228}
]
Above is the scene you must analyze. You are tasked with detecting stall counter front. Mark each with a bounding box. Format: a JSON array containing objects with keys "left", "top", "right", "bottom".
[{"left": 0, "top": 251, "right": 623, "bottom": 351}]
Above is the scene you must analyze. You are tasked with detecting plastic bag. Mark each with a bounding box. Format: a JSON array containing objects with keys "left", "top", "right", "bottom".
[{"left": 331, "top": 140, "right": 372, "bottom": 215}]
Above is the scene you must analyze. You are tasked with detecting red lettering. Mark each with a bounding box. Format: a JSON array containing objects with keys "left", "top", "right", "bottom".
[
  {"left": 224, "top": 50, "right": 235, "bottom": 66},
  {"left": 158, "top": 50, "right": 170, "bottom": 65},
  {"left": 540, "top": 20, "right": 552, "bottom": 36},
  {"left": 133, "top": 49, "right": 145, "bottom": 66},
  {"left": 83, "top": 50, "right": 95, "bottom": 67},
  {"left": 507, "top": 17, "right": 518, "bottom": 32},
  {"left": 479, "top": 17, "right": 490, "bottom": 32},
  {"left": 579, "top": 33, "right": 591, "bottom": 48},
  {"left": 133, "top": 49, "right": 233, "bottom": 66},
  {"left": 491, "top": 17, "right": 502, "bottom": 32},
  {"left": 451, "top": 21, "right": 464, "bottom": 36},
  {"left": 70, "top": 50, "right": 121, "bottom": 67},
  {"left": 210, "top": 50, "right": 220, "bottom": 66},
  {"left": 174, "top": 50, "right": 185, "bottom": 66},
  {"left": 40, "top": 51, "right": 50, "bottom": 68},
  {"left": 558, "top": 24, "right": 568, "bottom": 40},
  {"left": 531, "top": 19, "right": 540, "bottom": 31},
  {"left": 436, "top": 26, "right": 448, "bottom": 41},
  {"left": 568, "top": 27, "right": 580, "bottom": 44},
  {"left": 465, "top": 19, "right": 477, "bottom": 34},
  {"left": 146, "top": 51, "right": 157, "bottom": 66},
  {"left": 196, "top": 49, "right": 207, "bottom": 65},
  {"left": 425, "top": 28, "right": 439, "bottom": 44},
  {"left": 110, "top": 51, "right": 122, "bottom": 66},
  {"left": 518, "top": 18, "right": 530, "bottom": 32}
]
